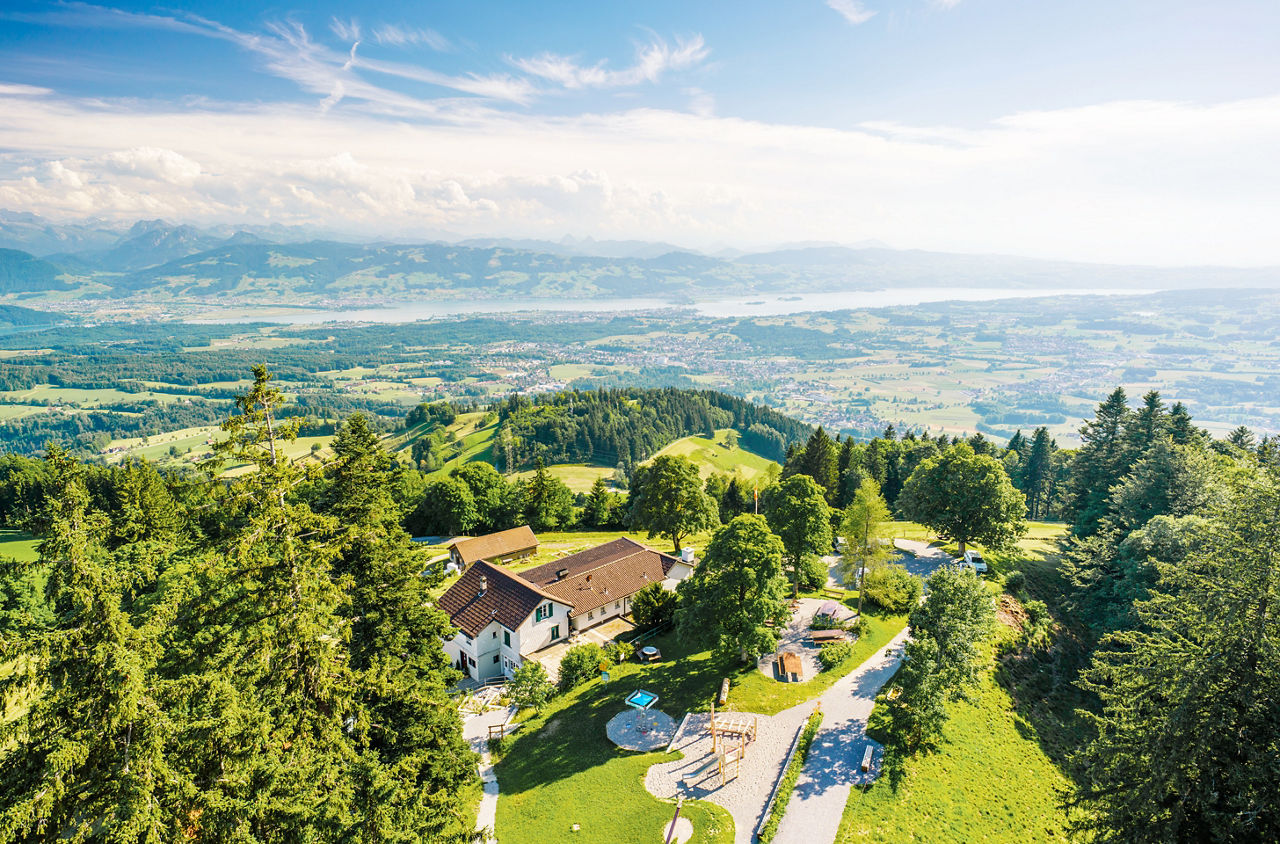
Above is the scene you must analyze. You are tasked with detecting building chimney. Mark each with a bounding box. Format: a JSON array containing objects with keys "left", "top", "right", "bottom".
[{"left": 478, "top": 574, "right": 488, "bottom": 596}]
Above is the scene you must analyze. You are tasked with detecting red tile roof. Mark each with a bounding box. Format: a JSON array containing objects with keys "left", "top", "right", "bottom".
[
  {"left": 436, "top": 560, "right": 564, "bottom": 638},
  {"left": 521, "top": 538, "right": 681, "bottom": 619}
]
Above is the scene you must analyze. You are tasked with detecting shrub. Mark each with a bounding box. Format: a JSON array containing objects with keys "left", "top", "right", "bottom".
[
  {"left": 508, "top": 660, "right": 555, "bottom": 712},
  {"left": 630, "top": 581, "right": 677, "bottom": 628},
  {"left": 817, "top": 640, "right": 855, "bottom": 670},
  {"left": 799, "top": 555, "right": 828, "bottom": 591},
  {"left": 557, "top": 643, "right": 608, "bottom": 693},
  {"left": 604, "top": 640, "right": 635, "bottom": 664},
  {"left": 1003, "top": 570, "right": 1027, "bottom": 596},
  {"left": 861, "top": 562, "right": 923, "bottom": 613}
]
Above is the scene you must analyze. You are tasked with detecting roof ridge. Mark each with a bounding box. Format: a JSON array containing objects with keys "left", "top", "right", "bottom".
[{"left": 473, "top": 559, "right": 566, "bottom": 606}]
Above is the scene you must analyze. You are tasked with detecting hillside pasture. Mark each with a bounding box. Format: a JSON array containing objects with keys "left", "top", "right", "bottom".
[{"left": 649, "top": 428, "right": 780, "bottom": 482}]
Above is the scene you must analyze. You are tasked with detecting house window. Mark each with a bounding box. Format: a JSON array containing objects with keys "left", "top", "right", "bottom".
[
  {"left": 492, "top": 630, "right": 498, "bottom": 639},
  {"left": 588, "top": 610, "right": 594, "bottom": 620},
  {"left": 534, "top": 602, "right": 554, "bottom": 623},
  {"left": 467, "top": 656, "right": 476, "bottom": 667},
  {"left": 463, "top": 635, "right": 472, "bottom": 646},
  {"left": 503, "top": 630, "right": 511, "bottom": 647},
  {"left": 493, "top": 654, "right": 500, "bottom": 664},
  {"left": 550, "top": 625, "right": 560, "bottom": 641},
  {"left": 614, "top": 601, "right": 621, "bottom": 609}
]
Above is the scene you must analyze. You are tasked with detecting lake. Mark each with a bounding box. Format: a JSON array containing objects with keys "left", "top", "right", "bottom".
[{"left": 192, "top": 286, "right": 1153, "bottom": 325}]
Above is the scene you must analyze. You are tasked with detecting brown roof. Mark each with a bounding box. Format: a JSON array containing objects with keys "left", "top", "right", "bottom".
[
  {"left": 521, "top": 538, "right": 681, "bottom": 619},
  {"left": 450, "top": 525, "right": 539, "bottom": 566},
  {"left": 436, "top": 560, "right": 565, "bottom": 638}
]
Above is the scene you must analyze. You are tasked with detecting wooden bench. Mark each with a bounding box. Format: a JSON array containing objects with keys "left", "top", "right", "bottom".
[
  {"left": 860, "top": 745, "right": 874, "bottom": 773},
  {"left": 809, "top": 628, "right": 848, "bottom": 644}
]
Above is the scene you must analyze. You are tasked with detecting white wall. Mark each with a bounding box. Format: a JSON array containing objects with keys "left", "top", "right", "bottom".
[{"left": 515, "top": 599, "right": 572, "bottom": 655}]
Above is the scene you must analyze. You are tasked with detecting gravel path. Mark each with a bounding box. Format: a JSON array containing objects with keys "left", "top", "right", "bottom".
[
  {"left": 771, "top": 540, "right": 952, "bottom": 844},
  {"left": 769, "top": 631, "right": 909, "bottom": 844},
  {"left": 646, "top": 709, "right": 813, "bottom": 844}
]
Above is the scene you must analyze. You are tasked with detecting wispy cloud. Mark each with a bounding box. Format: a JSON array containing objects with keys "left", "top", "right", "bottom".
[
  {"left": 329, "top": 17, "right": 360, "bottom": 42},
  {"left": 511, "top": 35, "right": 708, "bottom": 90},
  {"left": 372, "top": 23, "right": 450, "bottom": 51},
  {"left": 0, "top": 83, "right": 53, "bottom": 96},
  {"left": 827, "top": 0, "right": 877, "bottom": 26}
]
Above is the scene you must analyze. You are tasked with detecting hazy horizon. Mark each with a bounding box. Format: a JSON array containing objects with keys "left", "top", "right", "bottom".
[{"left": 1, "top": 1, "right": 1278, "bottom": 267}]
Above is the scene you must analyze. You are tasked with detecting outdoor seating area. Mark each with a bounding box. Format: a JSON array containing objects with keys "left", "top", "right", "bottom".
[
  {"left": 637, "top": 644, "right": 663, "bottom": 662},
  {"left": 775, "top": 651, "right": 803, "bottom": 682},
  {"left": 757, "top": 596, "right": 839, "bottom": 681}
]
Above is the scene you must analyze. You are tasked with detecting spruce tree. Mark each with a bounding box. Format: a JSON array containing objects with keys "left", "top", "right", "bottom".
[
  {"left": 1067, "top": 388, "right": 1133, "bottom": 535},
  {"left": 0, "top": 446, "right": 173, "bottom": 841}
]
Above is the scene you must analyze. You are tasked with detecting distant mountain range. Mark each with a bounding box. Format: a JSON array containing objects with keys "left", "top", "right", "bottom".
[{"left": 0, "top": 212, "right": 1276, "bottom": 306}]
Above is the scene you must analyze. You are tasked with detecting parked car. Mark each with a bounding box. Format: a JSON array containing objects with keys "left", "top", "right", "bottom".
[{"left": 962, "top": 549, "right": 988, "bottom": 573}]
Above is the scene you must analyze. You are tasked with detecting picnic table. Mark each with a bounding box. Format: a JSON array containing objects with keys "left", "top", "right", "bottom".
[
  {"left": 808, "top": 628, "right": 847, "bottom": 644},
  {"left": 638, "top": 645, "right": 662, "bottom": 663},
  {"left": 776, "top": 651, "right": 803, "bottom": 682}
]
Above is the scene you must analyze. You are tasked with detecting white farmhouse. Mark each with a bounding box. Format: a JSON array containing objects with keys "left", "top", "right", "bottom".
[{"left": 437, "top": 537, "right": 693, "bottom": 682}]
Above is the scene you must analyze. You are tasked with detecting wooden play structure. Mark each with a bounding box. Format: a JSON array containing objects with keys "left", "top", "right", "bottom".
[{"left": 708, "top": 702, "right": 758, "bottom": 752}]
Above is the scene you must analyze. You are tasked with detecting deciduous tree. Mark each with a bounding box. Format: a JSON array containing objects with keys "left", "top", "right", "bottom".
[
  {"left": 676, "top": 515, "right": 789, "bottom": 662},
  {"left": 899, "top": 442, "right": 1027, "bottom": 556},
  {"left": 764, "top": 474, "right": 832, "bottom": 598}
]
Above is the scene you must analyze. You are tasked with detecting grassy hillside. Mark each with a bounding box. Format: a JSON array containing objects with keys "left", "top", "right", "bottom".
[
  {"left": 835, "top": 525, "right": 1074, "bottom": 843},
  {"left": 415, "top": 418, "right": 779, "bottom": 492},
  {"left": 648, "top": 428, "right": 780, "bottom": 482},
  {"left": 836, "top": 645, "right": 1072, "bottom": 843}
]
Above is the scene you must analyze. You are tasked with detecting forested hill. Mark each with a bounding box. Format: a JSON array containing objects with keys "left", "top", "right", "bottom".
[{"left": 414, "top": 387, "right": 812, "bottom": 472}]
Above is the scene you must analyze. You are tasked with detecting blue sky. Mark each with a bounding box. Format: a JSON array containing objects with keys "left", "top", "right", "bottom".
[{"left": 0, "top": 1, "right": 1277, "bottom": 264}]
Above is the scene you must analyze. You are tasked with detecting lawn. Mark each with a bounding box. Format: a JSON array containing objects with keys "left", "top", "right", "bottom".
[
  {"left": 509, "top": 463, "right": 615, "bottom": 493},
  {"left": 727, "top": 609, "right": 908, "bottom": 715},
  {"left": 0, "top": 529, "right": 39, "bottom": 562},
  {"left": 494, "top": 630, "right": 734, "bottom": 844},
  {"left": 649, "top": 429, "right": 780, "bottom": 483},
  {"left": 835, "top": 633, "right": 1072, "bottom": 843}
]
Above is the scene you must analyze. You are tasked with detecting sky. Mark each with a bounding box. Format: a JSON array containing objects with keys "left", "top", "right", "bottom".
[{"left": 0, "top": 0, "right": 1277, "bottom": 265}]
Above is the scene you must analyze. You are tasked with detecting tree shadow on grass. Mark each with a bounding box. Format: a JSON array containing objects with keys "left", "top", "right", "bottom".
[{"left": 496, "top": 630, "right": 727, "bottom": 798}]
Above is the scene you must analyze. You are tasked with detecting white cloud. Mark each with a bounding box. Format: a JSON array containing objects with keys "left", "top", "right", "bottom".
[
  {"left": 329, "top": 17, "right": 360, "bottom": 42},
  {"left": 1, "top": 88, "right": 1278, "bottom": 266},
  {"left": 827, "top": 0, "right": 877, "bottom": 26},
  {"left": 101, "top": 147, "right": 203, "bottom": 184},
  {"left": 371, "top": 24, "right": 450, "bottom": 51},
  {"left": 511, "top": 35, "right": 709, "bottom": 90},
  {"left": 0, "top": 83, "right": 53, "bottom": 96}
]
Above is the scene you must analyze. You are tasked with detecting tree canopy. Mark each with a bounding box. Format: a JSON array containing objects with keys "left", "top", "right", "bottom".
[
  {"left": 675, "top": 514, "right": 789, "bottom": 662},
  {"left": 898, "top": 442, "right": 1027, "bottom": 555}
]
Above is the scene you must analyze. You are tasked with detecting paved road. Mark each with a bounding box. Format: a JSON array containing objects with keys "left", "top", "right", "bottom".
[{"left": 772, "top": 540, "right": 950, "bottom": 844}]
